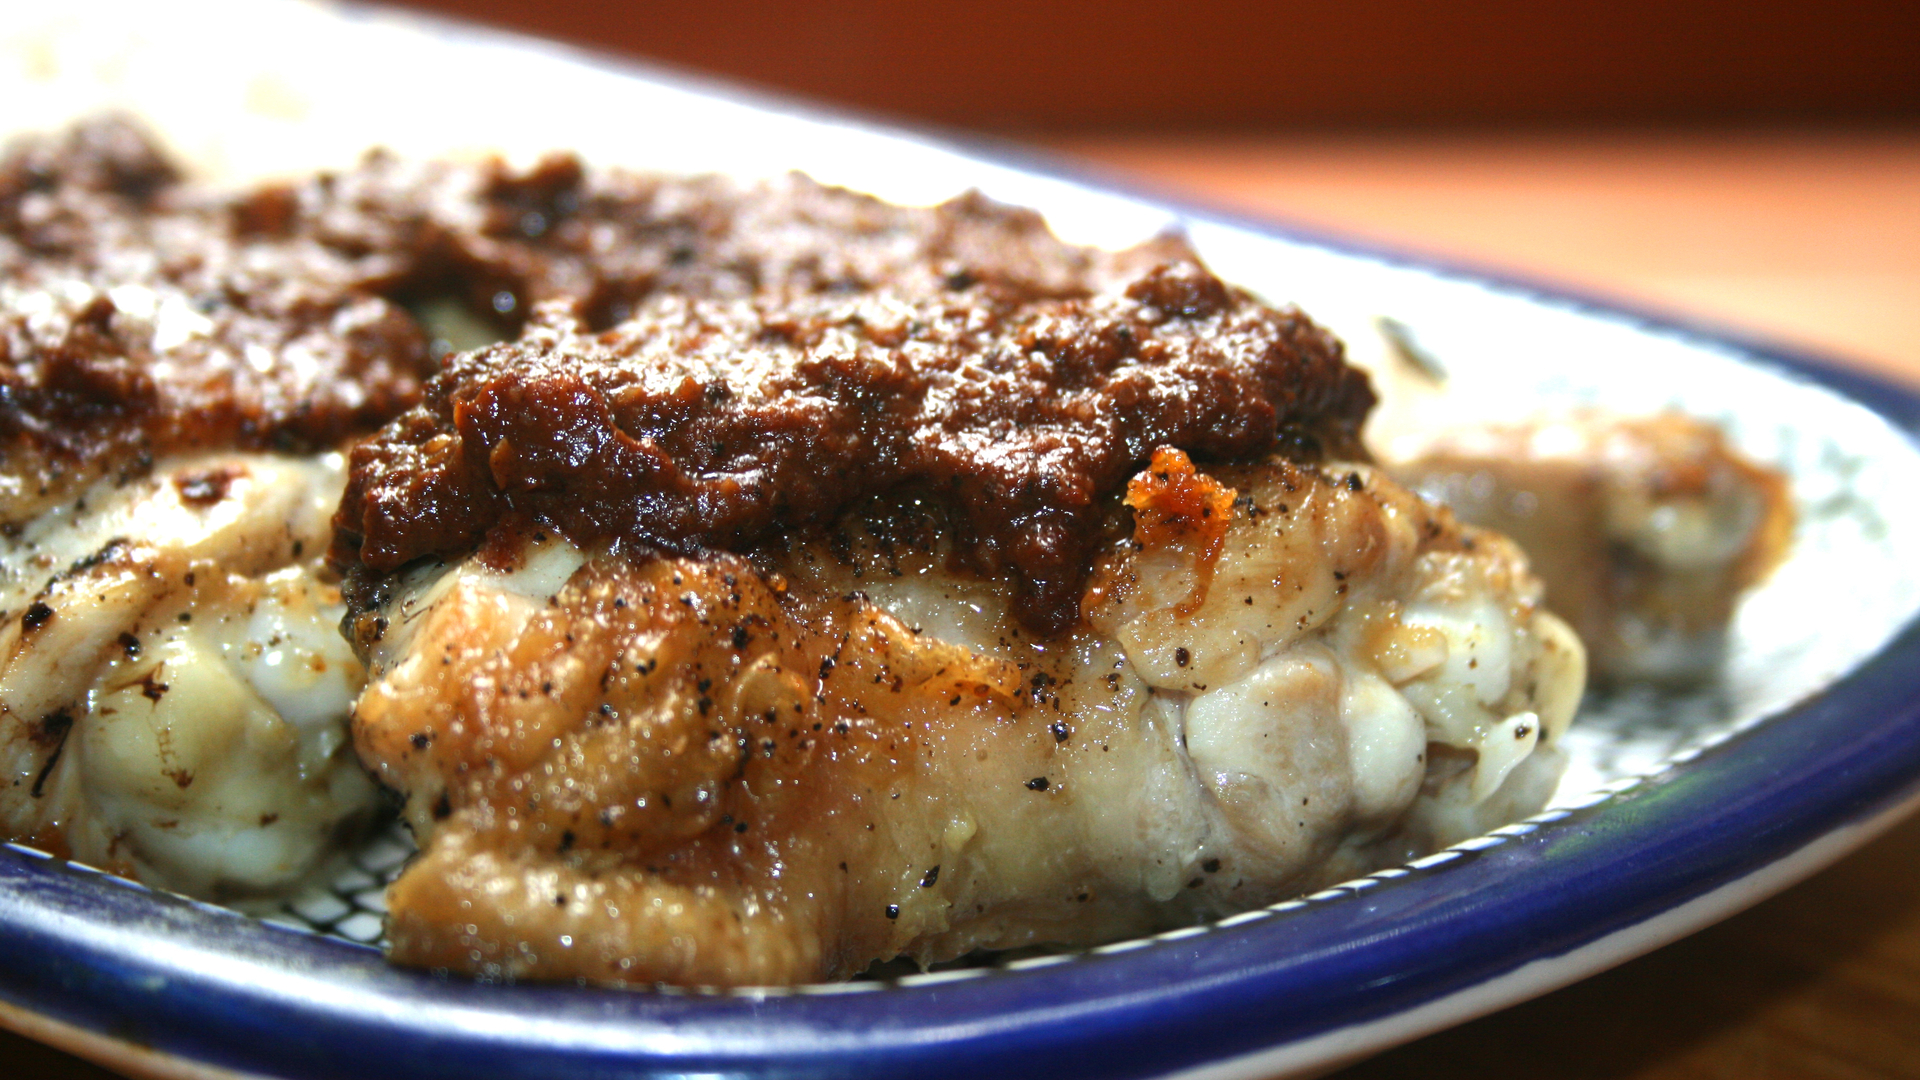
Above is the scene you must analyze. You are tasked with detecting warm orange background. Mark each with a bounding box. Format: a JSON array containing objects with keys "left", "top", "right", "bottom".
[{"left": 391, "top": 0, "right": 1920, "bottom": 129}]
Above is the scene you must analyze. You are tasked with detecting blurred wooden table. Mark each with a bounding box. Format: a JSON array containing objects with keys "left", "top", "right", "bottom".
[
  {"left": 1049, "top": 130, "right": 1920, "bottom": 386},
  {"left": 10, "top": 129, "right": 1920, "bottom": 1079}
]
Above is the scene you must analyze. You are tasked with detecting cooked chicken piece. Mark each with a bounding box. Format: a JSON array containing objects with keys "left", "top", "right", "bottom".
[
  {"left": 0, "top": 119, "right": 432, "bottom": 896},
  {"left": 349, "top": 449, "right": 1581, "bottom": 986},
  {"left": 1385, "top": 411, "right": 1791, "bottom": 685},
  {"left": 334, "top": 226, "right": 1579, "bottom": 985},
  {"left": 0, "top": 451, "right": 376, "bottom": 897}
]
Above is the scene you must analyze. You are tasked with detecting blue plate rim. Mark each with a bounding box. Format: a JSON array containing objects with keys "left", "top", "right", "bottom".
[{"left": 5, "top": 8, "right": 1920, "bottom": 1079}]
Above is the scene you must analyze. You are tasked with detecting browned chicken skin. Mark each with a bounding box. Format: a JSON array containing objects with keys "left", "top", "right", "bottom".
[{"left": 351, "top": 450, "right": 1581, "bottom": 986}]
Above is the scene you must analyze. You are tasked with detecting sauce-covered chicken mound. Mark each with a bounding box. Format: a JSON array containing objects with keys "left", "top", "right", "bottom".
[
  {"left": 334, "top": 258, "right": 1373, "bottom": 633},
  {"left": 10, "top": 116, "right": 1169, "bottom": 899},
  {"left": 336, "top": 226, "right": 1581, "bottom": 984},
  {"left": 0, "top": 116, "right": 1587, "bottom": 973}
]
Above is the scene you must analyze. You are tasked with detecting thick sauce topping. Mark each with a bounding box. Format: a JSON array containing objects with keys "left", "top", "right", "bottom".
[
  {"left": 333, "top": 259, "right": 1373, "bottom": 632},
  {"left": 4, "top": 117, "right": 1370, "bottom": 622},
  {"left": 0, "top": 118, "right": 429, "bottom": 520},
  {"left": 0, "top": 119, "right": 1098, "bottom": 519}
]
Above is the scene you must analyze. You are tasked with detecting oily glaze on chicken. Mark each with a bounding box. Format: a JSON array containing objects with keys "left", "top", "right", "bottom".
[
  {"left": 338, "top": 241, "right": 1583, "bottom": 984},
  {"left": 0, "top": 451, "right": 375, "bottom": 896},
  {"left": 1386, "top": 411, "right": 1792, "bottom": 685},
  {"left": 350, "top": 451, "right": 1579, "bottom": 986},
  {"left": 0, "top": 118, "right": 425, "bottom": 896}
]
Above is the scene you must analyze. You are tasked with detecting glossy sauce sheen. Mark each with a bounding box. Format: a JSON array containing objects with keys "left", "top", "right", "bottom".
[
  {"left": 0, "top": 119, "right": 429, "bottom": 520},
  {"left": 12, "top": 117, "right": 1272, "bottom": 523},
  {"left": 334, "top": 261, "right": 1372, "bottom": 633}
]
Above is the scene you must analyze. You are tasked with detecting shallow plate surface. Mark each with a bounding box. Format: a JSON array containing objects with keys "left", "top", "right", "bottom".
[{"left": 4, "top": 3, "right": 1920, "bottom": 1079}]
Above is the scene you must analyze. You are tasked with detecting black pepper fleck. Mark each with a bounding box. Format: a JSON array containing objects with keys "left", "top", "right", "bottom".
[{"left": 21, "top": 603, "right": 53, "bottom": 633}]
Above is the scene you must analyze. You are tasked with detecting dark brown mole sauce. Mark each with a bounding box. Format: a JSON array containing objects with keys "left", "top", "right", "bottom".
[
  {"left": 334, "top": 256, "right": 1374, "bottom": 635},
  {"left": 0, "top": 116, "right": 428, "bottom": 518},
  {"left": 9, "top": 115, "right": 1338, "bottom": 532},
  {"left": 4, "top": 116, "right": 1086, "bottom": 518},
  {"left": 0, "top": 117, "right": 1370, "bottom": 636}
]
